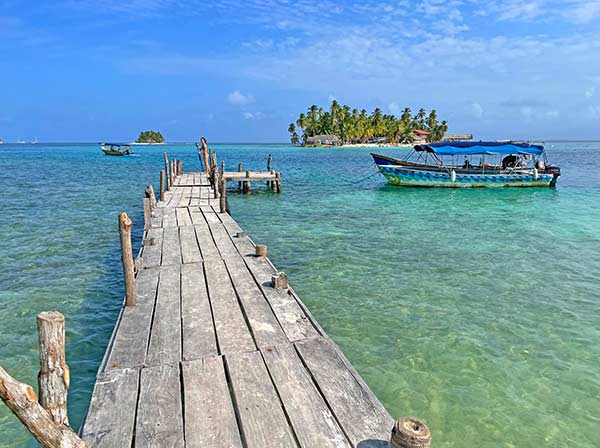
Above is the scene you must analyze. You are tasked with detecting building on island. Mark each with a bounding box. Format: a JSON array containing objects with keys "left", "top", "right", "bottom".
[
  {"left": 443, "top": 134, "right": 473, "bottom": 142},
  {"left": 412, "top": 129, "right": 430, "bottom": 144},
  {"left": 305, "top": 134, "right": 341, "bottom": 146}
]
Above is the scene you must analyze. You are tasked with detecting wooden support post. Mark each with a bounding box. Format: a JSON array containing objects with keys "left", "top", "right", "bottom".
[
  {"left": 266, "top": 154, "right": 272, "bottom": 187},
  {"left": 143, "top": 198, "right": 151, "bottom": 229},
  {"left": 276, "top": 172, "right": 282, "bottom": 193},
  {"left": 390, "top": 418, "right": 431, "bottom": 448},
  {"left": 237, "top": 163, "right": 243, "bottom": 190},
  {"left": 244, "top": 170, "right": 250, "bottom": 194},
  {"left": 212, "top": 168, "right": 219, "bottom": 199},
  {"left": 170, "top": 160, "right": 174, "bottom": 186},
  {"left": 159, "top": 170, "right": 165, "bottom": 202},
  {"left": 119, "top": 212, "right": 136, "bottom": 306},
  {"left": 177, "top": 159, "right": 182, "bottom": 176},
  {"left": 271, "top": 272, "right": 288, "bottom": 289},
  {"left": 0, "top": 366, "right": 85, "bottom": 448},
  {"left": 145, "top": 185, "right": 156, "bottom": 208},
  {"left": 271, "top": 171, "right": 276, "bottom": 190},
  {"left": 255, "top": 245, "right": 267, "bottom": 257},
  {"left": 163, "top": 152, "right": 170, "bottom": 190},
  {"left": 37, "top": 311, "right": 70, "bottom": 427},
  {"left": 219, "top": 176, "right": 227, "bottom": 214}
]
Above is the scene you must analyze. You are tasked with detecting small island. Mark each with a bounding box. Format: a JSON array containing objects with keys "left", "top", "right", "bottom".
[
  {"left": 288, "top": 101, "right": 448, "bottom": 147},
  {"left": 135, "top": 130, "right": 165, "bottom": 144}
]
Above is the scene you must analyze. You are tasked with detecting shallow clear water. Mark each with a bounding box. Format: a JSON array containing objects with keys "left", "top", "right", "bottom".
[{"left": 0, "top": 142, "right": 599, "bottom": 447}]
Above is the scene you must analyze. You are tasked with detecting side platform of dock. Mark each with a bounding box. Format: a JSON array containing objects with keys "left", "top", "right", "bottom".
[{"left": 79, "top": 171, "right": 396, "bottom": 447}]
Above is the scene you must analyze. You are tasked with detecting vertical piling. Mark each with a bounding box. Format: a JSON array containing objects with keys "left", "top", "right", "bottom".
[
  {"left": 177, "top": 160, "right": 183, "bottom": 176},
  {"left": 244, "top": 170, "right": 250, "bottom": 194},
  {"left": 37, "top": 311, "right": 70, "bottom": 427},
  {"left": 143, "top": 198, "right": 151, "bottom": 230},
  {"left": 163, "top": 152, "right": 170, "bottom": 190},
  {"left": 145, "top": 185, "right": 156, "bottom": 208},
  {"left": 219, "top": 176, "right": 227, "bottom": 213},
  {"left": 160, "top": 170, "right": 165, "bottom": 202},
  {"left": 275, "top": 172, "right": 282, "bottom": 193},
  {"left": 238, "top": 163, "right": 243, "bottom": 190},
  {"left": 266, "top": 154, "right": 272, "bottom": 188},
  {"left": 390, "top": 418, "right": 431, "bottom": 448},
  {"left": 119, "top": 212, "right": 136, "bottom": 306}
]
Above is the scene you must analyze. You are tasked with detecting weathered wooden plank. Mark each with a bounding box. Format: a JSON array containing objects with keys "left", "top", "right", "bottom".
[
  {"left": 81, "top": 367, "right": 140, "bottom": 447},
  {"left": 262, "top": 344, "right": 352, "bottom": 448},
  {"left": 224, "top": 258, "right": 288, "bottom": 348},
  {"left": 175, "top": 207, "right": 192, "bottom": 227},
  {"left": 142, "top": 227, "right": 163, "bottom": 268},
  {"left": 161, "top": 226, "right": 182, "bottom": 266},
  {"left": 181, "top": 357, "right": 243, "bottom": 448},
  {"left": 150, "top": 207, "right": 164, "bottom": 228},
  {"left": 204, "top": 260, "right": 256, "bottom": 354},
  {"left": 208, "top": 223, "right": 239, "bottom": 259},
  {"left": 104, "top": 267, "right": 159, "bottom": 370},
  {"left": 194, "top": 223, "right": 221, "bottom": 261},
  {"left": 146, "top": 265, "right": 181, "bottom": 366},
  {"left": 181, "top": 263, "right": 217, "bottom": 360},
  {"left": 162, "top": 207, "right": 177, "bottom": 228},
  {"left": 135, "top": 364, "right": 184, "bottom": 448},
  {"left": 226, "top": 350, "right": 297, "bottom": 448},
  {"left": 245, "top": 255, "right": 319, "bottom": 342},
  {"left": 179, "top": 226, "right": 202, "bottom": 264},
  {"left": 203, "top": 209, "right": 222, "bottom": 225},
  {"left": 296, "top": 337, "right": 394, "bottom": 447}
]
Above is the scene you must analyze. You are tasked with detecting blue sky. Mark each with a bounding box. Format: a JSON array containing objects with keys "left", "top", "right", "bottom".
[{"left": 2, "top": 0, "right": 600, "bottom": 142}]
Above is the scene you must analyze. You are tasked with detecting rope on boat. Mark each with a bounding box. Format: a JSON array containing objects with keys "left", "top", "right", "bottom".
[{"left": 345, "top": 162, "right": 381, "bottom": 185}]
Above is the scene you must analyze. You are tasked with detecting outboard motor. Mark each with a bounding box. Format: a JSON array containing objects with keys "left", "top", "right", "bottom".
[{"left": 545, "top": 165, "right": 561, "bottom": 187}]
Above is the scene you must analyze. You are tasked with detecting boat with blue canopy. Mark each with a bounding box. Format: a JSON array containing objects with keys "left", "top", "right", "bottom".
[
  {"left": 372, "top": 141, "right": 560, "bottom": 188},
  {"left": 101, "top": 143, "right": 132, "bottom": 156}
]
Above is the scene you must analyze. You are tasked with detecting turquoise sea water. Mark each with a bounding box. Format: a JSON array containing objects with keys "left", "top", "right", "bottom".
[{"left": 0, "top": 142, "right": 599, "bottom": 447}]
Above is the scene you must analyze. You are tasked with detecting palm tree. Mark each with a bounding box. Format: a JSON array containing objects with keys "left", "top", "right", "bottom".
[{"left": 288, "top": 123, "right": 300, "bottom": 145}]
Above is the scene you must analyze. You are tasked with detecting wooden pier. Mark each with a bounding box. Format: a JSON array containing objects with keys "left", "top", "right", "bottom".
[{"left": 0, "top": 156, "right": 430, "bottom": 448}]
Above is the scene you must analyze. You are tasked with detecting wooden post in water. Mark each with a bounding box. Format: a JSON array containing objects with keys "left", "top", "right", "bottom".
[
  {"left": 37, "top": 312, "right": 70, "bottom": 427},
  {"left": 143, "top": 198, "right": 151, "bottom": 229},
  {"left": 211, "top": 168, "right": 219, "bottom": 199},
  {"left": 255, "top": 245, "right": 267, "bottom": 257},
  {"left": 0, "top": 367, "right": 85, "bottom": 448},
  {"left": 220, "top": 160, "right": 225, "bottom": 195},
  {"left": 159, "top": 170, "right": 165, "bottom": 202},
  {"left": 145, "top": 185, "right": 156, "bottom": 208},
  {"left": 275, "top": 172, "right": 282, "bottom": 193},
  {"left": 163, "top": 152, "right": 170, "bottom": 190},
  {"left": 219, "top": 176, "right": 227, "bottom": 214},
  {"left": 177, "top": 160, "right": 182, "bottom": 176},
  {"left": 119, "top": 212, "right": 136, "bottom": 306},
  {"left": 237, "top": 163, "right": 243, "bottom": 191},
  {"left": 266, "top": 154, "right": 272, "bottom": 188},
  {"left": 390, "top": 418, "right": 431, "bottom": 448},
  {"left": 244, "top": 170, "right": 250, "bottom": 194}
]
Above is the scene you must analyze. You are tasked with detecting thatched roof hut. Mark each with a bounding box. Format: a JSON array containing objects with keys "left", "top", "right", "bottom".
[{"left": 305, "top": 134, "right": 341, "bottom": 146}]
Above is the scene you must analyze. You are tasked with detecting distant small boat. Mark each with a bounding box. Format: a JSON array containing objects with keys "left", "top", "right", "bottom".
[
  {"left": 101, "top": 142, "right": 132, "bottom": 156},
  {"left": 372, "top": 141, "right": 561, "bottom": 188}
]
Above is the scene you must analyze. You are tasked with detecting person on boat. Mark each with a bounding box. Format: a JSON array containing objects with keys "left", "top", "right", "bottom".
[
  {"left": 462, "top": 158, "right": 473, "bottom": 169},
  {"left": 501, "top": 154, "right": 518, "bottom": 169}
]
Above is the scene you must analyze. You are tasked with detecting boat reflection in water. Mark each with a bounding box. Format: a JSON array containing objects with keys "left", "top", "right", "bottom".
[{"left": 372, "top": 141, "right": 560, "bottom": 188}]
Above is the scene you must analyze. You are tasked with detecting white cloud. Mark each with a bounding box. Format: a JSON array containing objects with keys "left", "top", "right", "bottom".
[
  {"left": 227, "top": 90, "right": 256, "bottom": 106},
  {"left": 470, "top": 102, "right": 484, "bottom": 118},
  {"left": 243, "top": 111, "right": 265, "bottom": 120},
  {"left": 585, "top": 87, "right": 595, "bottom": 98},
  {"left": 569, "top": 1, "right": 600, "bottom": 24}
]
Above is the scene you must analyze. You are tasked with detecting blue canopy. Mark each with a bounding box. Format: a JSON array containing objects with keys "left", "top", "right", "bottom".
[{"left": 415, "top": 141, "right": 544, "bottom": 156}]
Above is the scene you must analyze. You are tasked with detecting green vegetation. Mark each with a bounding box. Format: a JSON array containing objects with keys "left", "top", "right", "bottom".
[
  {"left": 136, "top": 130, "right": 165, "bottom": 144},
  {"left": 289, "top": 101, "right": 448, "bottom": 146}
]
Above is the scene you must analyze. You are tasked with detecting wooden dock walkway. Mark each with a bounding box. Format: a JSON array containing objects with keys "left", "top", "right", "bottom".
[{"left": 79, "top": 171, "right": 396, "bottom": 447}]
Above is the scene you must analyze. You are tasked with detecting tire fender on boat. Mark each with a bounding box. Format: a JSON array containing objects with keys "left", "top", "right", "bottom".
[
  {"left": 533, "top": 167, "right": 539, "bottom": 180},
  {"left": 451, "top": 169, "right": 456, "bottom": 183}
]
